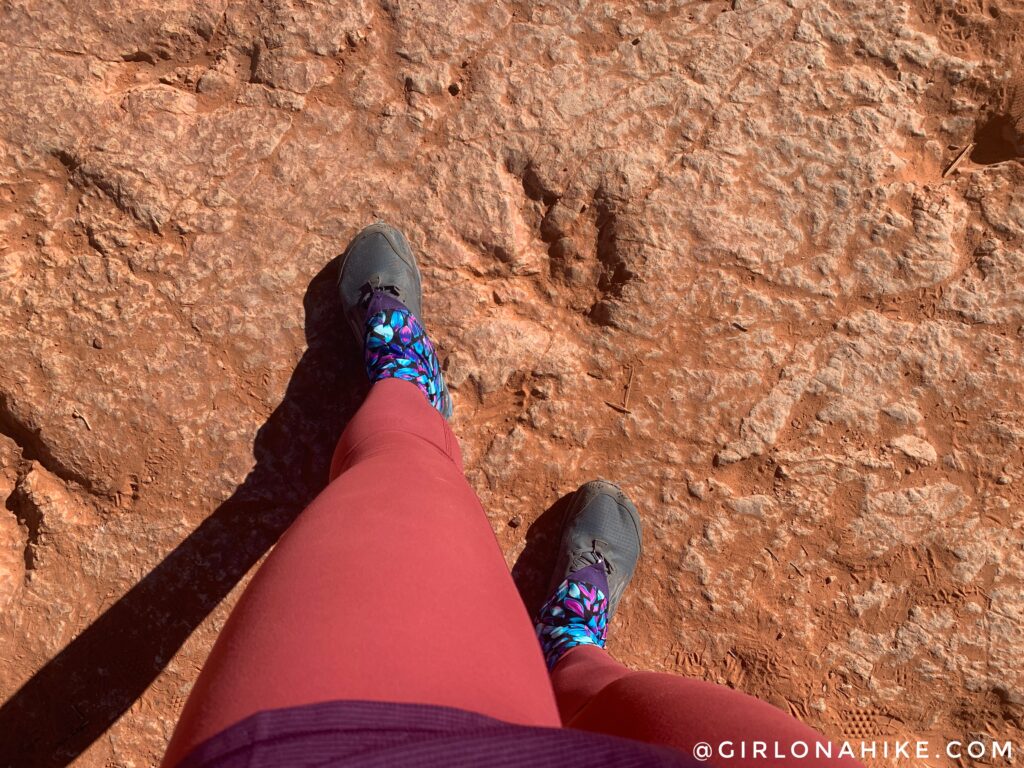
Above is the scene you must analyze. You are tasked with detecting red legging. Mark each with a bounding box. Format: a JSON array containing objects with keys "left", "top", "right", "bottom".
[{"left": 163, "top": 379, "right": 862, "bottom": 768}]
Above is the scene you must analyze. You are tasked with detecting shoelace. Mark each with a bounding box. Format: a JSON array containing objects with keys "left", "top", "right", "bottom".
[
  {"left": 358, "top": 280, "right": 403, "bottom": 308},
  {"left": 568, "top": 542, "right": 613, "bottom": 575}
]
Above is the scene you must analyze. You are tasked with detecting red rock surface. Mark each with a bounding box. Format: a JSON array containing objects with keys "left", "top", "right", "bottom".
[{"left": 0, "top": 1, "right": 1022, "bottom": 765}]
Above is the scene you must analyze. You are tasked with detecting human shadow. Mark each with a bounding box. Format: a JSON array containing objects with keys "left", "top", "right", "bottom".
[
  {"left": 0, "top": 260, "right": 365, "bottom": 767},
  {"left": 510, "top": 491, "right": 574, "bottom": 619}
]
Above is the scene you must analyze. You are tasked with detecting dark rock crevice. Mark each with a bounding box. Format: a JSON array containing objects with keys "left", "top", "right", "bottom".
[
  {"left": 971, "top": 112, "right": 1023, "bottom": 165},
  {"left": 4, "top": 479, "right": 41, "bottom": 576}
]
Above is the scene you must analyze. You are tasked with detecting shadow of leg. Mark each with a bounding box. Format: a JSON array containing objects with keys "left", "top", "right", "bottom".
[
  {"left": 510, "top": 491, "right": 574, "bottom": 621},
  {"left": 0, "top": 261, "right": 364, "bottom": 768}
]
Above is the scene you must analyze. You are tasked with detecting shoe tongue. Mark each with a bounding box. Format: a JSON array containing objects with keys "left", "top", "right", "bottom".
[
  {"left": 566, "top": 560, "right": 610, "bottom": 595},
  {"left": 366, "top": 287, "right": 409, "bottom": 318}
]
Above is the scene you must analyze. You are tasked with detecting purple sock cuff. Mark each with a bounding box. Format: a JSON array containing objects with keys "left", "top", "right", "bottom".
[
  {"left": 366, "top": 289, "right": 411, "bottom": 319},
  {"left": 566, "top": 562, "right": 609, "bottom": 594}
]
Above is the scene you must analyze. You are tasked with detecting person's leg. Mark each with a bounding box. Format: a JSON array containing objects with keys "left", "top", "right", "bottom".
[
  {"left": 163, "top": 378, "right": 559, "bottom": 767},
  {"left": 551, "top": 646, "right": 862, "bottom": 768},
  {"left": 534, "top": 481, "right": 861, "bottom": 768}
]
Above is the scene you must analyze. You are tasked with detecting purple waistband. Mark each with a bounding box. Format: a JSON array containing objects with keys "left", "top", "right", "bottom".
[{"left": 176, "top": 698, "right": 695, "bottom": 768}]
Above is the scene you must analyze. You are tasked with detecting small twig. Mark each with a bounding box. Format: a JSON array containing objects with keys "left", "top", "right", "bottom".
[
  {"left": 72, "top": 410, "right": 92, "bottom": 431},
  {"left": 622, "top": 364, "right": 635, "bottom": 410},
  {"left": 942, "top": 142, "right": 975, "bottom": 178},
  {"left": 604, "top": 401, "right": 631, "bottom": 414}
]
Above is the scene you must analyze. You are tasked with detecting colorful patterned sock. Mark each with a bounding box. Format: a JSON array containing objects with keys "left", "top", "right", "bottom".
[
  {"left": 535, "top": 561, "right": 610, "bottom": 671},
  {"left": 363, "top": 289, "right": 453, "bottom": 418}
]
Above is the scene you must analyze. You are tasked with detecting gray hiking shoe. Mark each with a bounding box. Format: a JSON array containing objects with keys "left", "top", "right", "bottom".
[
  {"left": 548, "top": 479, "right": 643, "bottom": 620},
  {"left": 337, "top": 222, "right": 423, "bottom": 343}
]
